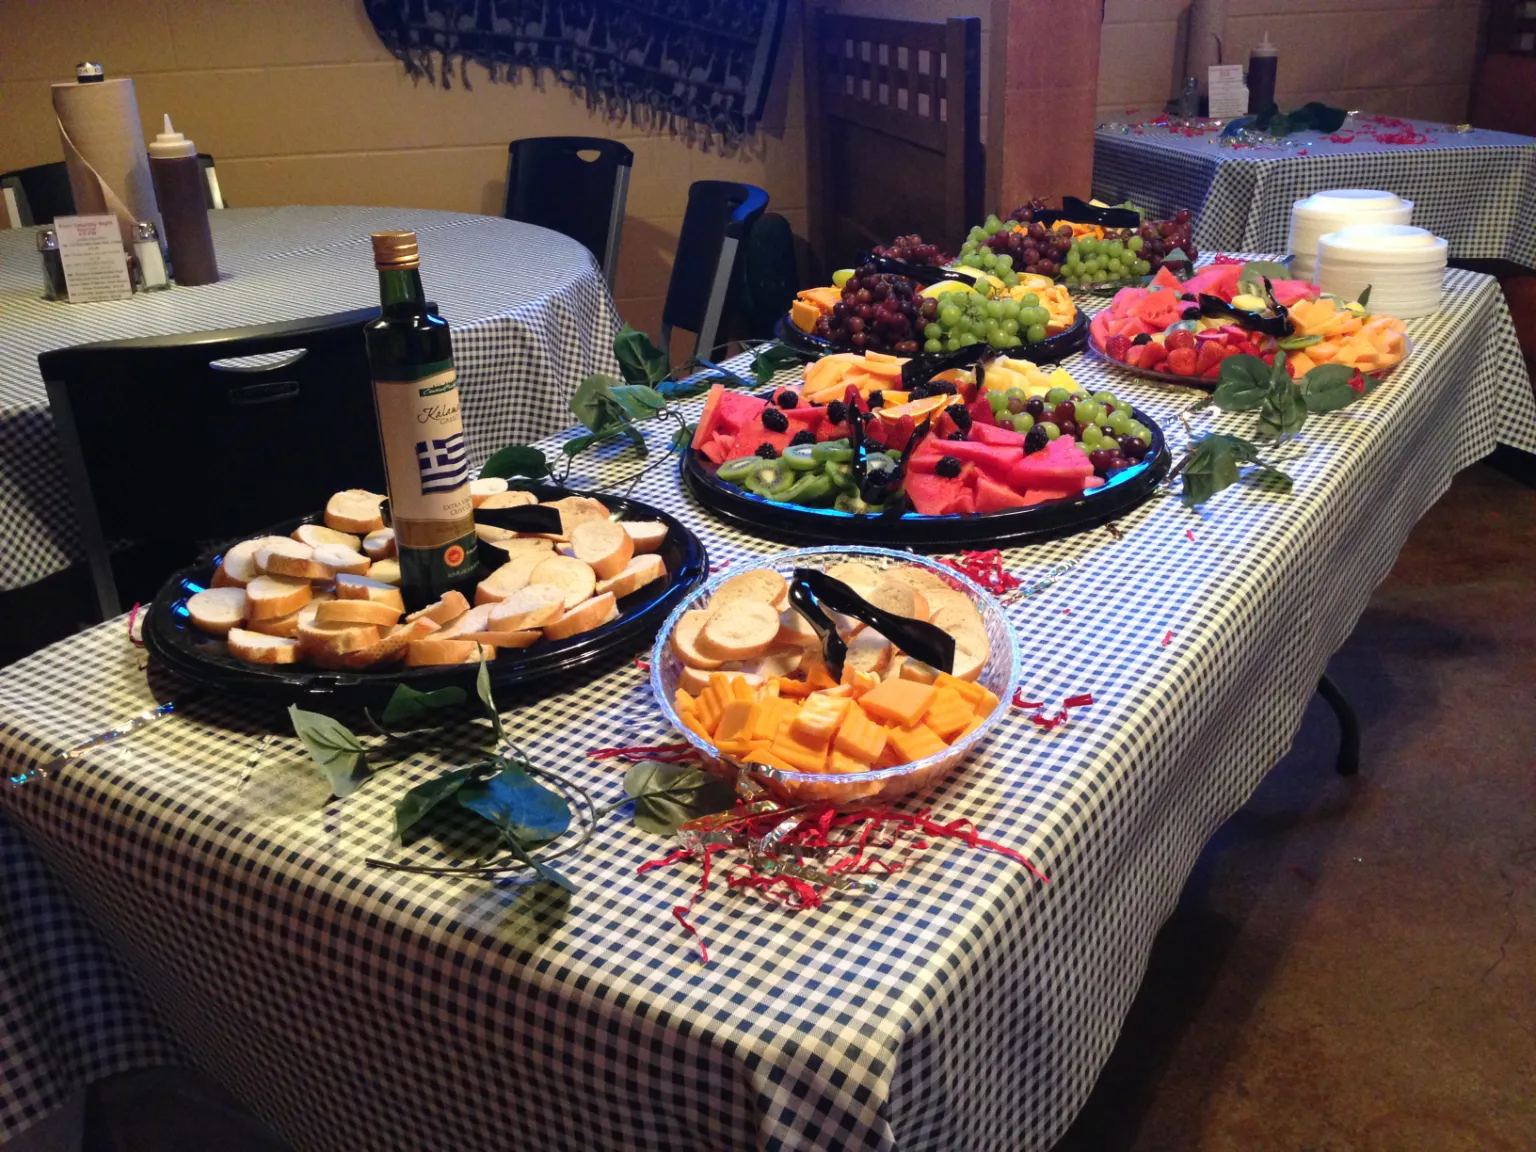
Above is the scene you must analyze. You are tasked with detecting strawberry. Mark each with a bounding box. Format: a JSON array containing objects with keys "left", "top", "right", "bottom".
[
  {"left": 1167, "top": 346, "right": 1199, "bottom": 376},
  {"left": 1194, "top": 339, "right": 1225, "bottom": 375},
  {"left": 1261, "top": 352, "right": 1275, "bottom": 366},
  {"left": 1235, "top": 340, "right": 1262, "bottom": 358},
  {"left": 1165, "top": 329, "right": 1197, "bottom": 353},
  {"left": 1142, "top": 340, "right": 1170, "bottom": 367},
  {"left": 1125, "top": 343, "right": 1148, "bottom": 368},
  {"left": 1105, "top": 334, "right": 1132, "bottom": 362}
]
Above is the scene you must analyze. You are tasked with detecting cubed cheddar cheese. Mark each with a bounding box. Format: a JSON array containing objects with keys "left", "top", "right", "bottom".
[
  {"left": 935, "top": 673, "right": 986, "bottom": 708},
  {"left": 715, "top": 699, "right": 760, "bottom": 744},
  {"left": 858, "top": 677, "right": 937, "bottom": 728},
  {"left": 832, "top": 703, "right": 887, "bottom": 764},
  {"left": 924, "top": 686, "right": 975, "bottom": 741},
  {"left": 792, "top": 692, "right": 851, "bottom": 747},
  {"left": 769, "top": 726, "right": 828, "bottom": 772},
  {"left": 828, "top": 749, "right": 868, "bottom": 774},
  {"left": 886, "top": 723, "right": 948, "bottom": 763}
]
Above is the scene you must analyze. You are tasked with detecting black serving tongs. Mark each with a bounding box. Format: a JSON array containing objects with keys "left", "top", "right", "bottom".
[
  {"left": 1030, "top": 195, "right": 1143, "bottom": 230},
  {"left": 865, "top": 253, "right": 973, "bottom": 287},
  {"left": 471, "top": 503, "right": 564, "bottom": 534},
  {"left": 788, "top": 568, "right": 956, "bottom": 680},
  {"left": 1197, "top": 277, "right": 1295, "bottom": 337}
]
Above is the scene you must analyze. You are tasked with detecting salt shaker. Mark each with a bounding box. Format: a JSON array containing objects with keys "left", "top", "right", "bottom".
[
  {"left": 132, "top": 220, "right": 170, "bottom": 291},
  {"left": 37, "top": 228, "right": 67, "bottom": 301}
]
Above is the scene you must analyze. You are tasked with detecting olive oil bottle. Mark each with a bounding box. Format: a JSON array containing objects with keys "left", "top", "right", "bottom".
[{"left": 363, "top": 230, "right": 479, "bottom": 610}]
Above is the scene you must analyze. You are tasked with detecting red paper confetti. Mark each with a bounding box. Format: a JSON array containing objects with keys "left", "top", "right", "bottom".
[
  {"left": 710, "top": 561, "right": 732, "bottom": 572},
  {"left": 1185, "top": 529, "right": 1196, "bottom": 543},
  {"left": 1012, "top": 689, "right": 1095, "bottom": 730},
  {"left": 1061, "top": 607, "right": 1072, "bottom": 616},
  {"left": 1212, "top": 253, "right": 1244, "bottom": 265},
  {"left": 633, "top": 657, "right": 652, "bottom": 673},
  {"left": 126, "top": 602, "right": 145, "bottom": 648},
  {"left": 939, "top": 549, "right": 1021, "bottom": 595},
  {"left": 589, "top": 742, "right": 697, "bottom": 764},
  {"left": 1162, "top": 630, "right": 1174, "bottom": 647}
]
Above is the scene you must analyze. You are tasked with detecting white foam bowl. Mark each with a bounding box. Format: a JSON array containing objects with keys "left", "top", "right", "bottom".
[{"left": 1289, "top": 190, "right": 1413, "bottom": 278}]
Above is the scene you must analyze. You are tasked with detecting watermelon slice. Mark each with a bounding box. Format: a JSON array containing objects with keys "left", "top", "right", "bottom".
[
  {"left": 1150, "top": 265, "right": 1183, "bottom": 292},
  {"left": 906, "top": 471, "right": 970, "bottom": 516},
  {"left": 726, "top": 414, "right": 792, "bottom": 460},
  {"left": 970, "top": 421, "right": 1026, "bottom": 447},
  {"left": 690, "top": 383, "right": 727, "bottom": 451},
  {"left": 908, "top": 440, "right": 1018, "bottom": 481},
  {"left": 784, "top": 406, "right": 825, "bottom": 436},
  {"left": 1090, "top": 311, "right": 1115, "bottom": 348},
  {"left": 972, "top": 473, "right": 1033, "bottom": 513},
  {"left": 1270, "top": 279, "right": 1320, "bottom": 307},
  {"left": 1132, "top": 290, "right": 1185, "bottom": 330},
  {"left": 1006, "top": 437, "right": 1095, "bottom": 491},
  {"left": 698, "top": 434, "right": 736, "bottom": 465},
  {"left": 715, "top": 390, "right": 767, "bottom": 435},
  {"left": 1181, "top": 263, "right": 1242, "bottom": 299}
]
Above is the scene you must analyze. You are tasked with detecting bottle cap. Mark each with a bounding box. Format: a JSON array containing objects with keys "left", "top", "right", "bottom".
[
  {"left": 134, "top": 221, "right": 161, "bottom": 242},
  {"left": 76, "top": 62, "right": 105, "bottom": 83},
  {"left": 1251, "top": 32, "right": 1278, "bottom": 57},
  {"left": 371, "top": 231, "right": 421, "bottom": 270},
  {"left": 37, "top": 228, "right": 59, "bottom": 252},
  {"left": 148, "top": 114, "right": 197, "bottom": 159}
]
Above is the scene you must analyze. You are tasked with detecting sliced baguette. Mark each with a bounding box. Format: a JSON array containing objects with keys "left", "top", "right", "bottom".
[
  {"left": 462, "top": 643, "right": 497, "bottom": 663},
  {"left": 211, "top": 565, "right": 243, "bottom": 589},
  {"left": 458, "top": 629, "right": 541, "bottom": 649},
  {"left": 621, "top": 520, "right": 668, "bottom": 554},
  {"left": 311, "top": 543, "right": 371, "bottom": 578},
  {"left": 314, "top": 599, "right": 403, "bottom": 628},
  {"left": 362, "top": 528, "right": 396, "bottom": 560},
  {"left": 366, "top": 558, "right": 400, "bottom": 586},
  {"left": 542, "top": 592, "right": 617, "bottom": 641},
  {"left": 475, "top": 550, "right": 550, "bottom": 605},
  {"left": 595, "top": 554, "right": 666, "bottom": 599},
  {"left": 479, "top": 536, "right": 554, "bottom": 559},
  {"left": 711, "top": 570, "right": 790, "bottom": 613},
  {"left": 256, "top": 538, "right": 323, "bottom": 579},
  {"left": 671, "top": 609, "right": 723, "bottom": 670},
  {"left": 824, "top": 561, "right": 881, "bottom": 598},
  {"left": 570, "top": 519, "right": 634, "bottom": 581},
  {"left": 325, "top": 489, "right": 386, "bottom": 534},
  {"left": 868, "top": 579, "right": 923, "bottom": 621},
  {"left": 343, "top": 617, "right": 438, "bottom": 668},
  {"left": 436, "top": 603, "right": 495, "bottom": 639},
  {"left": 469, "top": 476, "right": 510, "bottom": 506},
  {"left": 334, "top": 574, "right": 406, "bottom": 613},
  {"left": 478, "top": 489, "right": 537, "bottom": 510},
  {"left": 292, "top": 523, "right": 362, "bottom": 552},
  {"left": 187, "top": 587, "right": 246, "bottom": 635},
  {"left": 775, "top": 607, "right": 820, "bottom": 648},
  {"left": 296, "top": 620, "right": 382, "bottom": 668},
  {"left": 219, "top": 535, "right": 290, "bottom": 586},
  {"left": 487, "top": 584, "right": 566, "bottom": 631},
  {"left": 406, "top": 590, "right": 471, "bottom": 627},
  {"left": 245, "top": 575, "right": 312, "bottom": 621},
  {"left": 885, "top": 564, "right": 955, "bottom": 593},
  {"left": 697, "top": 600, "right": 780, "bottom": 661},
  {"left": 844, "top": 628, "right": 892, "bottom": 677},
  {"left": 928, "top": 601, "right": 985, "bottom": 639},
  {"left": 528, "top": 555, "right": 596, "bottom": 607},
  {"left": 404, "top": 637, "right": 482, "bottom": 666},
  {"left": 227, "top": 628, "right": 299, "bottom": 665},
  {"left": 533, "top": 496, "right": 609, "bottom": 541},
  {"left": 949, "top": 628, "right": 990, "bottom": 683}
]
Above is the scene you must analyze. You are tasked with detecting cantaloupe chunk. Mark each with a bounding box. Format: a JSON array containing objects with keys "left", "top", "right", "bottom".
[
  {"left": 857, "top": 677, "right": 937, "bottom": 728},
  {"left": 833, "top": 702, "right": 888, "bottom": 764},
  {"left": 792, "top": 692, "right": 851, "bottom": 747},
  {"left": 716, "top": 699, "right": 761, "bottom": 744},
  {"left": 924, "top": 686, "right": 975, "bottom": 741},
  {"left": 886, "top": 723, "right": 948, "bottom": 763},
  {"left": 1287, "top": 351, "right": 1317, "bottom": 376}
]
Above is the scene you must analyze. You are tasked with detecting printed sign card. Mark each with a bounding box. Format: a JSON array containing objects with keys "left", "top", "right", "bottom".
[
  {"left": 1207, "top": 65, "right": 1249, "bottom": 121},
  {"left": 53, "top": 214, "right": 133, "bottom": 303}
]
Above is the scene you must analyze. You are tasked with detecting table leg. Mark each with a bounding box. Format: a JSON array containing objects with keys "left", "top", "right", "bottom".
[{"left": 1316, "top": 673, "right": 1360, "bottom": 777}]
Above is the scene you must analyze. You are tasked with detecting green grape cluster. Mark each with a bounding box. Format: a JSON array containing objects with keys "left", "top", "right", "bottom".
[
  {"left": 953, "top": 215, "right": 1020, "bottom": 289},
  {"left": 1062, "top": 235, "right": 1153, "bottom": 288},
  {"left": 921, "top": 290, "right": 1054, "bottom": 354}
]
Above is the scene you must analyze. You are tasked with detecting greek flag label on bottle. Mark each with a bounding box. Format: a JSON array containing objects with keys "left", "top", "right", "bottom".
[{"left": 373, "top": 363, "right": 473, "bottom": 522}]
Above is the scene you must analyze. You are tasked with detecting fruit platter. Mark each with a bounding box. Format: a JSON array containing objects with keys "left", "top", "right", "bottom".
[
  {"left": 651, "top": 547, "right": 1020, "bottom": 805},
  {"left": 144, "top": 484, "right": 707, "bottom": 703},
  {"left": 1089, "top": 260, "right": 1410, "bottom": 386},
  {"left": 682, "top": 356, "right": 1170, "bottom": 549},
  {"left": 978, "top": 197, "right": 1197, "bottom": 291}
]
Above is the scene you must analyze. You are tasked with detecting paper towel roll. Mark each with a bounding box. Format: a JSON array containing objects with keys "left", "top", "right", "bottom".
[{"left": 52, "top": 76, "right": 162, "bottom": 250}]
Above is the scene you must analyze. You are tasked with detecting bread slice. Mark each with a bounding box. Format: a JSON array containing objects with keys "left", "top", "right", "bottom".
[
  {"left": 867, "top": 579, "right": 924, "bottom": 620},
  {"left": 187, "top": 587, "right": 246, "bottom": 635},
  {"left": 621, "top": 520, "right": 668, "bottom": 554},
  {"left": 922, "top": 590, "right": 984, "bottom": 631},
  {"left": 475, "top": 549, "right": 550, "bottom": 605},
  {"left": 334, "top": 573, "right": 405, "bottom": 613},
  {"left": 823, "top": 561, "right": 881, "bottom": 598},
  {"left": 487, "top": 584, "right": 566, "bottom": 631},
  {"left": 311, "top": 543, "right": 371, "bottom": 577},
  {"left": 898, "top": 658, "right": 939, "bottom": 685},
  {"left": 884, "top": 564, "right": 955, "bottom": 593},
  {"left": 210, "top": 565, "right": 243, "bottom": 589},
  {"left": 314, "top": 599, "right": 402, "bottom": 627},
  {"left": 462, "top": 643, "right": 497, "bottom": 663},
  {"left": 342, "top": 617, "right": 438, "bottom": 668},
  {"left": 711, "top": 570, "right": 789, "bottom": 612},
  {"left": 297, "top": 620, "right": 382, "bottom": 668},
  {"left": 595, "top": 554, "right": 666, "bottom": 599},
  {"left": 245, "top": 575, "right": 313, "bottom": 621},
  {"left": 226, "top": 628, "right": 299, "bottom": 665},
  {"left": 775, "top": 607, "right": 820, "bottom": 648},
  {"left": 219, "top": 535, "right": 290, "bottom": 586},
  {"left": 480, "top": 535, "right": 554, "bottom": 558},
  {"left": 528, "top": 555, "right": 596, "bottom": 607},
  {"left": 325, "top": 489, "right": 385, "bottom": 534},
  {"left": 475, "top": 523, "right": 517, "bottom": 545},
  {"left": 436, "top": 603, "right": 495, "bottom": 639},
  {"left": 570, "top": 519, "right": 634, "bottom": 581},
  {"left": 928, "top": 600, "right": 985, "bottom": 639},
  {"left": 292, "top": 523, "right": 362, "bottom": 552},
  {"left": 259, "top": 539, "right": 331, "bottom": 580},
  {"left": 697, "top": 600, "right": 780, "bottom": 661},
  {"left": 949, "top": 627, "right": 990, "bottom": 682},
  {"left": 366, "top": 558, "right": 400, "bottom": 586},
  {"left": 843, "top": 627, "right": 892, "bottom": 677},
  {"left": 406, "top": 590, "right": 470, "bottom": 627},
  {"left": 736, "top": 649, "right": 804, "bottom": 679},
  {"left": 542, "top": 592, "right": 617, "bottom": 641},
  {"left": 469, "top": 476, "right": 509, "bottom": 506},
  {"left": 531, "top": 496, "right": 609, "bottom": 542},
  {"left": 404, "top": 637, "right": 482, "bottom": 666},
  {"left": 478, "top": 489, "right": 537, "bottom": 510},
  {"left": 457, "top": 629, "right": 541, "bottom": 649},
  {"left": 670, "top": 609, "right": 723, "bottom": 670},
  {"left": 362, "top": 528, "right": 396, "bottom": 560}
]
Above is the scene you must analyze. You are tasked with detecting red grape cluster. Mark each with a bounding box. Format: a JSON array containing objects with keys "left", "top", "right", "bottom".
[
  {"left": 818, "top": 263, "right": 931, "bottom": 355},
  {"left": 982, "top": 220, "right": 1073, "bottom": 278},
  {"left": 1131, "top": 208, "right": 1197, "bottom": 269},
  {"left": 871, "top": 233, "right": 951, "bottom": 267}
]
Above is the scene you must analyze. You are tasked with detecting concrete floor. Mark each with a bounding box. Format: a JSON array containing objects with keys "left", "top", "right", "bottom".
[{"left": 15, "top": 462, "right": 1533, "bottom": 1152}]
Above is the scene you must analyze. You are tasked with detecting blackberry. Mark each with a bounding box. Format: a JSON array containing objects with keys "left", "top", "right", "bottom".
[
  {"left": 1180, "top": 293, "right": 1197, "bottom": 302},
  {"left": 1181, "top": 307, "right": 1202, "bottom": 321},
  {"left": 908, "top": 383, "right": 934, "bottom": 400},
  {"left": 825, "top": 401, "right": 847, "bottom": 425},
  {"left": 775, "top": 391, "right": 799, "bottom": 410},
  {"left": 1023, "top": 426, "right": 1049, "bottom": 455},
  {"left": 947, "top": 429, "right": 968, "bottom": 441},
  {"left": 1131, "top": 333, "right": 1152, "bottom": 346},
  {"left": 762, "top": 407, "right": 790, "bottom": 433},
  {"left": 755, "top": 443, "right": 779, "bottom": 459},
  {"left": 936, "top": 455, "right": 963, "bottom": 478},
  {"left": 946, "top": 403, "right": 972, "bottom": 430},
  {"left": 930, "top": 380, "right": 958, "bottom": 395},
  {"left": 868, "top": 391, "right": 885, "bottom": 409},
  {"left": 789, "top": 429, "right": 817, "bottom": 447}
]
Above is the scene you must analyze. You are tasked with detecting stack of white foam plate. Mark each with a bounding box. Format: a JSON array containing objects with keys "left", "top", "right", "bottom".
[
  {"left": 1315, "top": 223, "right": 1447, "bottom": 319},
  {"left": 1288, "top": 190, "right": 1414, "bottom": 280}
]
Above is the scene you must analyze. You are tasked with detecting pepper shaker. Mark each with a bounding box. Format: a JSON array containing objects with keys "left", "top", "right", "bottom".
[
  {"left": 132, "top": 220, "right": 170, "bottom": 291},
  {"left": 37, "top": 228, "right": 68, "bottom": 301}
]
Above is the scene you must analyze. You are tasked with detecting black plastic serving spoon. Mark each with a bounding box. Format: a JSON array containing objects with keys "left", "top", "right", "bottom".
[{"left": 788, "top": 568, "right": 957, "bottom": 680}]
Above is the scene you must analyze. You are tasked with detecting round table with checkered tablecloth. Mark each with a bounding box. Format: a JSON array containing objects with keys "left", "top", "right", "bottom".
[
  {"left": 0, "top": 206, "right": 621, "bottom": 593},
  {"left": 1092, "top": 117, "right": 1536, "bottom": 267}
]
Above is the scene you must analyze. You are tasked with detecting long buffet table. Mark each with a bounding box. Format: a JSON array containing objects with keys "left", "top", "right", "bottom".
[{"left": 2, "top": 266, "right": 1534, "bottom": 1151}]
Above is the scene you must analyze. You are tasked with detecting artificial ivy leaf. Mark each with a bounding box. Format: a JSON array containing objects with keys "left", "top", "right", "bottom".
[
  {"left": 458, "top": 766, "right": 572, "bottom": 844},
  {"left": 475, "top": 653, "right": 503, "bottom": 743},
  {"left": 570, "top": 373, "right": 623, "bottom": 434},
  {"left": 529, "top": 860, "right": 579, "bottom": 893},
  {"left": 1210, "top": 353, "right": 1272, "bottom": 411},
  {"left": 691, "top": 358, "right": 748, "bottom": 390},
  {"left": 479, "top": 445, "right": 550, "bottom": 480},
  {"left": 380, "top": 683, "right": 468, "bottom": 727},
  {"left": 1180, "top": 436, "right": 1243, "bottom": 507},
  {"left": 621, "top": 423, "right": 649, "bottom": 458},
  {"left": 395, "top": 765, "right": 481, "bottom": 843},
  {"left": 1300, "top": 363, "right": 1369, "bottom": 413},
  {"left": 609, "top": 384, "right": 668, "bottom": 421},
  {"left": 750, "top": 342, "right": 807, "bottom": 388},
  {"left": 1252, "top": 461, "right": 1295, "bottom": 494},
  {"left": 287, "top": 705, "right": 370, "bottom": 798},
  {"left": 1161, "top": 247, "right": 1191, "bottom": 267},
  {"left": 1356, "top": 285, "right": 1371, "bottom": 310},
  {"left": 1257, "top": 357, "right": 1308, "bottom": 438},
  {"left": 561, "top": 430, "right": 617, "bottom": 457},
  {"left": 613, "top": 325, "right": 671, "bottom": 386},
  {"left": 1238, "top": 261, "right": 1291, "bottom": 295},
  {"left": 621, "top": 760, "right": 737, "bottom": 835},
  {"left": 671, "top": 422, "right": 697, "bottom": 452}
]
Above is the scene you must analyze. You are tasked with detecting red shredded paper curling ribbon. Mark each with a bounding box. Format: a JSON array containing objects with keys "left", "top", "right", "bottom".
[
  {"left": 1211, "top": 254, "right": 1244, "bottom": 265},
  {"left": 1185, "top": 529, "right": 1197, "bottom": 543},
  {"left": 939, "top": 549, "right": 1021, "bottom": 595},
  {"left": 126, "top": 602, "right": 145, "bottom": 648},
  {"left": 637, "top": 801, "right": 1047, "bottom": 962},
  {"left": 1012, "top": 689, "right": 1094, "bottom": 730},
  {"left": 1162, "top": 630, "right": 1174, "bottom": 647},
  {"left": 589, "top": 742, "right": 697, "bottom": 764}
]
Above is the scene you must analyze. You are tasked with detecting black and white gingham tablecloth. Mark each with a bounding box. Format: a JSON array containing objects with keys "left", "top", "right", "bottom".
[
  {"left": 0, "top": 206, "right": 620, "bottom": 592},
  {"left": 1093, "top": 118, "right": 1536, "bottom": 267},
  {"left": 1, "top": 265, "right": 1533, "bottom": 1151}
]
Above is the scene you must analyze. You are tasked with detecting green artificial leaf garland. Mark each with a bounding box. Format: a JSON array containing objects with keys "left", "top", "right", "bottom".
[
  {"left": 1209, "top": 353, "right": 1271, "bottom": 412},
  {"left": 1237, "top": 261, "right": 1291, "bottom": 296},
  {"left": 379, "top": 683, "right": 468, "bottom": 728},
  {"left": 479, "top": 444, "right": 550, "bottom": 480},
  {"left": 1256, "top": 352, "right": 1308, "bottom": 438},
  {"left": 570, "top": 373, "right": 625, "bottom": 435},
  {"left": 750, "top": 342, "right": 810, "bottom": 388},
  {"left": 1300, "top": 363, "right": 1372, "bottom": 413},
  {"left": 614, "top": 760, "right": 737, "bottom": 835},
  {"left": 395, "top": 764, "right": 486, "bottom": 843},
  {"left": 613, "top": 325, "right": 671, "bottom": 386},
  {"left": 288, "top": 705, "right": 371, "bottom": 798},
  {"left": 1179, "top": 432, "right": 1289, "bottom": 507},
  {"left": 1356, "top": 285, "right": 1372, "bottom": 310},
  {"left": 475, "top": 651, "right": 503, "bottom": 743}
]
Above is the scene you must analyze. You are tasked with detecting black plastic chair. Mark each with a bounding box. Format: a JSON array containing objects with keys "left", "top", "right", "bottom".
[
  {"left": 661, "top": 180, "right": 770, "bottom": 359},
  {"left": 732, "top": 212, "right": 802, "bottom": 341},
  {"left": 2, "top": 155, "right": 225, "bottom": 228},
  {"left": 503, "top": 137, "right": 633, "bottom": 285},
  {"left": 41, "top": 309, "right": 385, "bottom": 617}
]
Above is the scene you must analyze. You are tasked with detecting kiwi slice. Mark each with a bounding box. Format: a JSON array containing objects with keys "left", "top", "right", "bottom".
[
  {"left": 780, "top": 443, "right": 820, "bottom": 471},
  {"left": 716, "top": 456, "right": 760, "bottom": 483},
  {"left": 811, "top": 440, "right": 853, "bottom": 464},
  {"left": 745, "top": 461, "right": 792, "bottom": 497}
]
